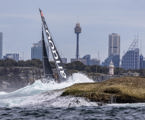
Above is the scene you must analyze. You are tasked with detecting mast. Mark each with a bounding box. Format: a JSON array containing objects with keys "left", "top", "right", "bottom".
[
  {"left": 42, "top": 27, "right": 54, "bottom": 79},
  {"left": 39, "top": 9, "right": 67, "bottom": 81}
]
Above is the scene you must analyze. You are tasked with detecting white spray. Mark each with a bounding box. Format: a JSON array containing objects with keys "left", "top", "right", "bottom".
[{"left": 0, "top": 73, "right": 96, "bottom": 107}]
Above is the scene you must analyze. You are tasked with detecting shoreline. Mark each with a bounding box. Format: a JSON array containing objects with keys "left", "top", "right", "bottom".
[{"left": 61, "top": 76, "right": 145, "bottom": 103}]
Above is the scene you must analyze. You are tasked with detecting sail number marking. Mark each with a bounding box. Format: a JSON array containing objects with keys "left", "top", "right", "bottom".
[{"left": 45, "top": 29, "right": 67, "bottom": 79}]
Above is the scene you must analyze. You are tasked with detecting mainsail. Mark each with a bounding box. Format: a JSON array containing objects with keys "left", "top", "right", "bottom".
[
  {"left": 42, "top": 27, "right": 54, "bottom": 79},
  {"left": 39, "top": 9, "right": 67, "bottom": 81}
]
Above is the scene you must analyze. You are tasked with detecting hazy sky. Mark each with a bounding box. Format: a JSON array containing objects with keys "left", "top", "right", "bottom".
[{"left": 0, "top": 0, "right": 145, "bottom": 62}]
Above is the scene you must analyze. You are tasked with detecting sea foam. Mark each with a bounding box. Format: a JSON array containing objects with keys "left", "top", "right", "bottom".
[{"left": 0, "top": 73, "right": 94, "bottom": 107}]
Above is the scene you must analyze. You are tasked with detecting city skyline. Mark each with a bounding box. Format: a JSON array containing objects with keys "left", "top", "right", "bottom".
[{"left": 0, "top": 0, "right": 145, "bottom": 61}]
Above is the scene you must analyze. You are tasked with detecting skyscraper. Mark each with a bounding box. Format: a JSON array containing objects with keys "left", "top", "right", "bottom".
[
  {"left": 122, "top": 48, "right": 140, "bottom": 70},
  {"left": 0, "top": 32, "right": 3, "bottom": 59},
  {"left": 74, "top": 23, "right": 81, "bottom": 60},
  {"left": 31, "top": 41, "right": 42, "bottom": 61},
  {"left": 121, "top": 39, "right": 140, "bottom": 70},
  {"left": 140, "top": 55, "right": 145, "bottom": 69},
  {"left": 102, "top": 55, "right": 120, "bottom": 68},
  {"left": 103, "top": 33, "right": 120, "bottom": 68},
  {"left": 108, "top": 33, "right": 120, "bottom": 57}
]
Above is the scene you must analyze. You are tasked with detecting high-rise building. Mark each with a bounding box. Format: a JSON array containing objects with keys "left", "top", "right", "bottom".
[
  {"left": 104, "top": 33, "right": 120, "bottom": 68},
  {"left": 102, "top": 55, "right": 120, "bottom": 68},
  {"left": 122, "top": 48, "right": 140, "bottom": 70},
  {"left": 0, "top": 32, "right": 3, "bottom": 59},
  {"left": 140, "top": 55, "right": 145, "bottom": 69},
  {"left": 4, "top": 53, "right": 19, "bottom": 61},
  {"left": 31, "top": 41, "right": 42, "bottom": 61},
  {"left": 108, "top": 33, "right": 120, "bottom": 57},
  {"left": 74, "top": 23, "right": 81, "bottom": 60},
  {"left": 121, "top": 38, "right": 140, "bottom": 70},
  {"left": 82, "top": 55, "right": 91, "bottom": 65},
  {"left": 140, "top": 55, "right": 144, "bottom": 69}
]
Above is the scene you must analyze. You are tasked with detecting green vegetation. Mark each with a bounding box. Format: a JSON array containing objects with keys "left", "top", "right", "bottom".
[
  {"left": 62, "top": 77, "right": 145, "bottom": 103},
  {"left": 65, "top": 61, "right": 145, "bottom": 76},
  {"left": 0, "top": 59, "right": 43, "bottom": 68},
  {"left": 65, "top": 61, "right": 109, "bottom": 74},
  {"left": 2, "top": 60, "right": 145, "bottom": 76}
]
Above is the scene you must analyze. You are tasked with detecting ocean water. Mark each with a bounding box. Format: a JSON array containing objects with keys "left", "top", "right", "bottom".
[{"left": 0, "top": 73, "right": 145, "bottom": 120}]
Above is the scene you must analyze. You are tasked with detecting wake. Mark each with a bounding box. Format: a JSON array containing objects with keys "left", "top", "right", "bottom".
[{"left": 0, "top": 73, "right": 95, "bottom": 107}]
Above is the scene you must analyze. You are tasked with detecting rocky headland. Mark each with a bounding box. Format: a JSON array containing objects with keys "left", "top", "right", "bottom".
[
  {"left": 0, "top": 67, "right": 43, "bottom": 92},
  {"left": 62, "top": 77, "right": 145, "bottom": 103}
]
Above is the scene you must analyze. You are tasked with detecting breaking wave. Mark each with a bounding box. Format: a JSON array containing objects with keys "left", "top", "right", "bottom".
[
  {"left": 0, "top": 91, "right": 7, "bottom": 95},
  {"left": 0, "top": 73, "right": 95, "bottom": 107}
]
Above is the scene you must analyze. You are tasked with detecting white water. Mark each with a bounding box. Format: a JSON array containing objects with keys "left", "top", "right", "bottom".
[
  {"left": 0, "top": 91, "right": 7, "bottom": 95},
  {"left": 0, "top": 73, "right": 96, "bottom": 107}
]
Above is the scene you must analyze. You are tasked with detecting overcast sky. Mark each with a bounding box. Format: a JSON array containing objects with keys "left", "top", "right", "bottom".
[{"left": 0, "top": 0, "right": 145, "bottom": 62}]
